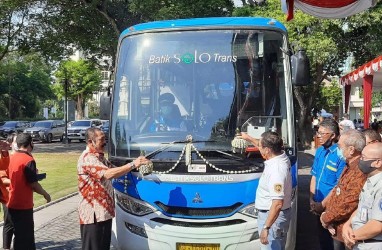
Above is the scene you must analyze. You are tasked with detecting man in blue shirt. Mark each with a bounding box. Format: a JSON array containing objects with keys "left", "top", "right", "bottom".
[{"left": 310, "top": 119, "right": 346, "bottom": 250}]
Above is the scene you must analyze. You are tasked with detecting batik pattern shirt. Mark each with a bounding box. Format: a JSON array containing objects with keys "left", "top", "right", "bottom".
[
  {"left": 322, "top": 158, "right": 366, "bottom": 226},
  {"left": 77, "top": 147, "right": 115, "bottom": 224}
]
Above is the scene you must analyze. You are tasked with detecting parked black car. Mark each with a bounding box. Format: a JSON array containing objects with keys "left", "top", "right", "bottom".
[{"left": 0, "top": 121, "right": 30, "bottom": 139}]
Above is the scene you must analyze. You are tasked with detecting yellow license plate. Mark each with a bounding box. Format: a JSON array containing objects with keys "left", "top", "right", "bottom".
[{"left": 176, "top": 243, "right": 220, "bottom": 250}]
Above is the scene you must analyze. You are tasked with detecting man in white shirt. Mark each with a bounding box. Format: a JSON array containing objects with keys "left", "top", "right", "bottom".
[{"left": 241, "top": 131, "right": 292, "bottom": 250}]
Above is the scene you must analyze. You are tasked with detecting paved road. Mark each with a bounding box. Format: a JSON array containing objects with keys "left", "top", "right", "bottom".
[{"left": 0, "top": 142, "right": 318, "bottom": 249}]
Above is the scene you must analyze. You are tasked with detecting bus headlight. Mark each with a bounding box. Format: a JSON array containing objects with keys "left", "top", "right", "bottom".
[
  {"left": 116, "top": 192, "right": 156, "bottom": 216},
  {"left": 239, "top": 203, "right": 258, "bottom": 218}
]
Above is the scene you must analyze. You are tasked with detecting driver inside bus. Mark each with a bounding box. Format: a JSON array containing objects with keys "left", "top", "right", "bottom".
[{"left": 149, "top": 93, "right": 187, "bottom": 132}]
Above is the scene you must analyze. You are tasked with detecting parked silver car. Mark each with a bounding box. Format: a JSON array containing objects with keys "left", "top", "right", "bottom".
[
  {"left": 24, "top": 120, "right": 65, "bottom": 143},
  {"left": 65, "top": 119, "right": 102, "bottom": 142}
]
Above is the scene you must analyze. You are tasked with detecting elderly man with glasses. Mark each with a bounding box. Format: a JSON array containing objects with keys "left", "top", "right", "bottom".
[
  {"left": 362, "top": 128, "right": 381, "bottom": 145},
  {"left": 319, "top": 129, "right": 367, "bottom": 250},
  {"left": 310, "top": 119, "right": 347, "bottom": 250},
  {"left": 342, "top": 142, "right": 382, "bottom": 249}
]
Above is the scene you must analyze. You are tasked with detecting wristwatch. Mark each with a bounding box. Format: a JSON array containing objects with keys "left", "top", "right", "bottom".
[{"left": 263, "top": 225, "right": 271, "bottom": 230}]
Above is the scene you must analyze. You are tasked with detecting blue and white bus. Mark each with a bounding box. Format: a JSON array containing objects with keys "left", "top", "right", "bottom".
[{"left": 104, "top": 17, "right": 309, "bottom": 250}]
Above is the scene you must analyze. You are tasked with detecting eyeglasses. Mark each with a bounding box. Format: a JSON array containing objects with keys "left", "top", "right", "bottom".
[
  {"left": 316, "top": 131, "right": 333, "bottom": 137},
  {"left": 366, "top": 140, "right": 379, "bottom": 145}
]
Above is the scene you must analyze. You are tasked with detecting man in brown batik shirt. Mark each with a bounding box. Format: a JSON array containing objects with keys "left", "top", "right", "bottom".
[{"left": 320, "top": 130, "right": 367, "bottom": 249}]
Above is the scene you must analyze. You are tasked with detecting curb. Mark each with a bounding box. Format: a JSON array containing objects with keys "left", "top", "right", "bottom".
[
  {"left": 0, "top": 192, "right": 78, "bottom": 227},
  {"left": 34, "top": 192, "right": 78, "bottom": 213}
]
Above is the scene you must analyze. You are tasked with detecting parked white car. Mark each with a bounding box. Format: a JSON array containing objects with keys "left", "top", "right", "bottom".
[{"left": 65, "top": 119, "right": 102, "bottom": 142}]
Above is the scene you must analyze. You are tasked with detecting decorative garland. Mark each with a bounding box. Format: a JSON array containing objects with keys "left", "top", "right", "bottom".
[{"left": 151, "top": 135, "right": 256, "bottom": 174}]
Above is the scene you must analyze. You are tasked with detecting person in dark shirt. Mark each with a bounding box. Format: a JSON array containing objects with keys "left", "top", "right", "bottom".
[{"left": 370, "top": 119, "right": 379, "bottom": 132}]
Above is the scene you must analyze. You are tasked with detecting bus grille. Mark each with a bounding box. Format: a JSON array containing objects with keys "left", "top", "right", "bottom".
[
  {"left": 150, "top": 218, "right": 246, "bottom": 227},
  {"left": 154, "top": 202, "right": 243, "bottom": 217}
]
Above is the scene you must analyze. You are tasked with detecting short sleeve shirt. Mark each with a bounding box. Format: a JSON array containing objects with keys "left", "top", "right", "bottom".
[
  {"left": 255, "top": 153, "right": 292, "bottom": 210},
  {"left": 352, "top": 172, "right": 382, "bottom": 240},
  {"left": 311, "top": 144, "right": 346, "bottom": 202},
  {"left": 77, "top": 147, "right": 115, "bottom": 224}
]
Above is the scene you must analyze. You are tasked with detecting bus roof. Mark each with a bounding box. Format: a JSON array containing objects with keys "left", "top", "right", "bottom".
[{"left": 120, "top": 17, "right": 287, "bottom": 37}]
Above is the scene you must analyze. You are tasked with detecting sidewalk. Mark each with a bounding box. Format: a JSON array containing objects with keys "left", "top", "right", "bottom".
[{"left": 0, "top": 194, "right": 81, "bottom": 249}]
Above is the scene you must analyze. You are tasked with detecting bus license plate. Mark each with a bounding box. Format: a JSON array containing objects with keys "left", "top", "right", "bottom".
[{"left": 176, "top": 243, "right": 220, "bottom": 250}]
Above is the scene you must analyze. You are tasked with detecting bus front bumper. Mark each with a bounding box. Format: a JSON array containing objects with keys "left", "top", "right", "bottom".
[{"left": 112, "top": 204, "right": 261, "bottom": 250}]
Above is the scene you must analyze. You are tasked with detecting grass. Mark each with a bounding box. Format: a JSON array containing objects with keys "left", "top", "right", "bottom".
[{"left": 33, "top": 152, "right": 80, "bottom": 208}]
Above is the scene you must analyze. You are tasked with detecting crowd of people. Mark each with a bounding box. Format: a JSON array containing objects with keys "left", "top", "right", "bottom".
[
  {"left": 1, "top": 116, "right": 381, "bottom": 249},
  {"left": 309, "top": 117, "right": 382, "bottom": 250},
  {"left": 241, "top": 116, "right": 382, "bottom": 250}
]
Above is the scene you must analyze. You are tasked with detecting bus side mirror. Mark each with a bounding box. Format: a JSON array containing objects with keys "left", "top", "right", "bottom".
[
  {"left": 291, "top": 48, "right": 310, "bottom": 86},
  {"left": 100, "top": 87, "right": 111, "bottom": 120}
]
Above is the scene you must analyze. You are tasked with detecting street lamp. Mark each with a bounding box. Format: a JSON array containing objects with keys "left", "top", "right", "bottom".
[{"left": 63, "top": 78, "right": 69, "bottom": 144}]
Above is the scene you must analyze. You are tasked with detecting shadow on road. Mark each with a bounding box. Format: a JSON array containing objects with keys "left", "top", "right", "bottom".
[{"left": 296, "top": 151, "right": 320, "bottom": 250}]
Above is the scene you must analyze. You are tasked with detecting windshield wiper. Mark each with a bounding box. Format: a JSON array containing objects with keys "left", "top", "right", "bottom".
[
  {"left": 214, "top": 150, "right": 244, "bottom": 161},
  {"left": 145, "top": 140, "right": 217, "bottom": 159}
]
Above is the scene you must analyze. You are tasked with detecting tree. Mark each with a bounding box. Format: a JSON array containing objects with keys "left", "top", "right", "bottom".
[
  {"left": 24, "top": 0, "right": 234, "bottom": 66},
  {"left": 54, "top": 59, "right": 101, "bottom": 119},
  {"left": 0, "top": 0, "right": 42, "bottom": 62},
  {"left": 0, "top": 53, "right": 54, "bottom": 119},
  {"left": 234, "top": 0, "right": 349, "bottom": 148},
  {"left": 316, "top": 81, "right": 342, "bottom": 115}
]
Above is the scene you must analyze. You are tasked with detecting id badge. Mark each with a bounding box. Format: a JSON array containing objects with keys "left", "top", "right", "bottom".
[{"left": 360, "top": 207, "right": 368, "bottom": 222}]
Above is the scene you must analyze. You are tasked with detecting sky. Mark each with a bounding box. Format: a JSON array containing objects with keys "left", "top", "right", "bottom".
[{"left": 234, "top": 0, "right": 243, "bottom": 7}]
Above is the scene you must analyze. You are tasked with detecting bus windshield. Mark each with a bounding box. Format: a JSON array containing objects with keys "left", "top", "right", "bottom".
[{"left": 111, "top": 29, "right": 292, "bottom": 159}]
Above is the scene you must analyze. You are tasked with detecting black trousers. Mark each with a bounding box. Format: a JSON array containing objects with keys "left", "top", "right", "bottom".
[
  {"left": 8, "top": 208, "right": 35, "bottom": 250},
  {"left": 80, "top": 218, "right": 112, "bottom": 250},
  {"left": 316, "top": 216, "right": 347, "bottom": 250},
  {"left": 2, "top": 204, "right": 14, "bottom": 249}
]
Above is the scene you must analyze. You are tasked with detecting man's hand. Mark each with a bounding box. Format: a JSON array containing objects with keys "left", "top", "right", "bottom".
[
  {"left": 260, "top": 229, "right": 269, "bottom": 245},
  {"left": 310, "top": 200, "right": 324, "bottom": 215},
  {"left": 320, "top": 212, "right": 328, "bottom": 229},
  {"left": 132, "top": 156, "right": 151, "bottom": 169},
  {"left": 309, "top": 198, "right": 316, "bottom": 213},
  {"left": 327, "top": 225, "right": 336, "bottom": 236},
  {"left": 44, "top": 193, "right": 51, "bottom": 203},
  {"left": 342, "top": 222, "right": 356, "bottom": 248}
]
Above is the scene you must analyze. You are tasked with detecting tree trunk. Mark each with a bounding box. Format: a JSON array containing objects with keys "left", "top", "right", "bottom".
[
  {"left": 293, "top": 63, "right": 325, "bottom": 149},
  {"left": 76, "top": 94, "right": 84, "bottom": 119},
  {"left": 294, "top": 87, "right": 313, "bottom": 149}
]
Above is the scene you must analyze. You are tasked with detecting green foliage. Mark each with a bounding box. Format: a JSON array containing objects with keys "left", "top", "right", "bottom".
[
  {"left": 0, "top": 53, "right": 54, "bottom": 119},
  {"left": 233, "top": 0, "right": 382, "bottom": 147},
  {"left": 54, "top": 59, "right": 101, "bottom": 119},
  {"left": 20, "top": 0, "right": 234, "bottom": 65},
  {"left": 343, "top": 3, "right": 382, "bottom": 66},
  {"left": 317, "top": 81, "right": 342, "bottom": 113},
  {"left": 87, "top": 100, "right": 100, "bottom": 118},
  {"left": 372, "top": 91, "right": 382, "bottom": 108}
]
